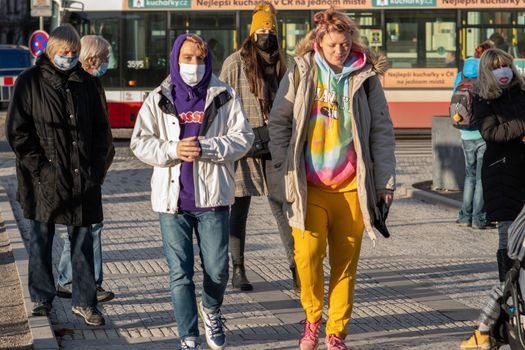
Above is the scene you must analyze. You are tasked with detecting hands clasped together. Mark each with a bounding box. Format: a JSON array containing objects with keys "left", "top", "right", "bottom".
[{"left": 177, "top": 136, "right": 201, "bottom": 162}]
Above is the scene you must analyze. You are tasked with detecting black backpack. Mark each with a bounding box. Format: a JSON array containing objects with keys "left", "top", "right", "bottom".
[{"left": 450, "top": 75, "right": 477, "bottom": 129}]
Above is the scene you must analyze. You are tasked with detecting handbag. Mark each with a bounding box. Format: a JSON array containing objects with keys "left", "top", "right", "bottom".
[{"left": 246, "top": 125, "right": 271, "bottom": 158}]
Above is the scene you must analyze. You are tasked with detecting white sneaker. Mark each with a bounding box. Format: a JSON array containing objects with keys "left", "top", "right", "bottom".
[
  {"left": 181, "top": 337, "right": 201, "bottom": 350},
  {"left": 198, "top": 301, "right": 226, "bottom": 350}
]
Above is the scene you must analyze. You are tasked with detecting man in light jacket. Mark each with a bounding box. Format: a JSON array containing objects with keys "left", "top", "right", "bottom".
[{"left": 130, "top": 33, "right": 253, "bottom": 350}]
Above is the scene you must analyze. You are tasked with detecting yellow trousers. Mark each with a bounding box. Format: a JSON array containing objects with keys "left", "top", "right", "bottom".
[{"left": 292, "top": 185, "right": 364, "bottom": 337}]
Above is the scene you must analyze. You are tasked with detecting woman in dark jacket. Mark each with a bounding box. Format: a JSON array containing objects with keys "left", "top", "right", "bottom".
[
  {"left": 460, "top": 48, "right": 525, "bottom": 350},
  {"left": 474, "top": 48, "right": 525, "bottom": 283},
  {"left": 5, "top": 24, "right": 110, "bottom": 326}
]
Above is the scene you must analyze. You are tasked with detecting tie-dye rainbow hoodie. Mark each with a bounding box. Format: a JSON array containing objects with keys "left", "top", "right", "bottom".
[{"left": 305, "top": 49, "right": 366, "bottom": 191}]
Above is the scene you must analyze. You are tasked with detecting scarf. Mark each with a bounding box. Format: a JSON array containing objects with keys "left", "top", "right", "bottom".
[{"left": 254, "top": 48, "right": 283, "bottom": 120}]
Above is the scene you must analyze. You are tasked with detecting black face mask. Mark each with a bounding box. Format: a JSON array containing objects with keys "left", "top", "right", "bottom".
[{"left": 255, "top": 34, "right": 278, "bottom": 52}]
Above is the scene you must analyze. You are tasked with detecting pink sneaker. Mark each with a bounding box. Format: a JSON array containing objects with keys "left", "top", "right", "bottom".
[
  {"left": 299, "top": 318, "right": 322, "bottom": 350},
  {"left": 325, "top": 334, "right": 348, "bottom": 350}
]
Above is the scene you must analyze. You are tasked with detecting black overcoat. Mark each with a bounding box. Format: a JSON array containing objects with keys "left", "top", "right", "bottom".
[
  {"left": 473, "top": 84, "right": 525, "bottom": 222},
  {"left": 6, "top": 54, "right": 110, "bottom": 226}
]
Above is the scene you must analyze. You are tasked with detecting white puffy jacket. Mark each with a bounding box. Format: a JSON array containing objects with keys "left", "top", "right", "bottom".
[{"left": 130, "top": 75, "right": 254, "bottom": 213}]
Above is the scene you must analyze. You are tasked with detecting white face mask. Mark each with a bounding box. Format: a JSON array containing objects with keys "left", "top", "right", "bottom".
[
  {"left": 492, "top": 67, "right": 513, "bottom": 86},
  {"left": 179, "top": 63, "right": 206, "bottom": 87}
]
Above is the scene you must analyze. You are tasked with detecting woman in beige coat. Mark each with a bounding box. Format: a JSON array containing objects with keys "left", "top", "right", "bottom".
[
  {"left": 268, "top": 9, "right": 395, "bottom": 350},
  {"left": 220, "top": 3, "right": 297, "bottom": 292}
]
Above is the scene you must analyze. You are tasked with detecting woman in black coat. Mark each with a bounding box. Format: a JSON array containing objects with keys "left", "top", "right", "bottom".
[
  {"left": 5, "top": 24, "right": 110, "bottom": 325},
  {"left": 474, "top": 48, "right": 525, "bottom": 282}
]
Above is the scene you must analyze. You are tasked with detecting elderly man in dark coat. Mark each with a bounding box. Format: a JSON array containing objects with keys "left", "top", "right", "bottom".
[{"left": 5, "top": 24, "right": 110, "bottom": 326}]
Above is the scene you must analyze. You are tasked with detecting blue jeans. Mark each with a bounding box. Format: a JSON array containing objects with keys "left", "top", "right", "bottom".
[
  {"left": 159, "top": 210, "right": 229, "bottom": 340},
  {"left": 28, "top": 220, "right": 97, "bottom": 307},
  {"left": 57, "top": 222, "right": 104, "bottom": 288},
  {"left": 458, "top": 138, "right": 487, "bottom": 226}
]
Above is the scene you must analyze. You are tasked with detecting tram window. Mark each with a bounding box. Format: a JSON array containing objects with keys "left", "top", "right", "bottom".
[
  {"left": 277, "top": 11, "right": 311, "bottom": 66},
  {"left": 465, "top": 11, "right": 512, "bottom": 26},
  {"left": 123, "top": 12, "right": 167, "bottom": 88},
  {"left": 344, "top": 12, "right": 380, "bottom": 27},
  {"left": 462, "top": 12, "right": 524, "bottom": 58},
  {"left": 343, "top": 12, "right": 382, "bottom": 51},
  {"left": 386, "top": 11, "right": 456, "bottom": 68},
  {"left": 463, "top": 27, "right": 513, "bottom": 57},
  {"left": 170, "top": 12, "right": 236, "bottom": 75}
]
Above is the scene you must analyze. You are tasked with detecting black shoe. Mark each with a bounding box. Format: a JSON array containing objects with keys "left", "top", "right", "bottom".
[
  {"left": 472, "top": 222, "right": 497, "bottom": 230},
  {"left": 232, "top": 264, "right": 253, "bottom": 291},
  {"left": 56, "top": 284, "right": 72, "bottom": 299},
  {"left": 96, "top": 287, "right": 115, "bottom": 302},
  {"left": 32, "top": 301, "right": 52, "bottom": 316},
  {"left": 72, "top": 306, "right": 105, "bottom": 326},
  {"left": 455, "top": 219, "right": 472, "bottom": 227}
]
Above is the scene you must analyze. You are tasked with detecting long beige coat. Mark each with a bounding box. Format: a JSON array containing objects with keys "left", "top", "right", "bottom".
[
  {"left": 220, "top": 51, "right": 267, "bottom": 197},
  {"left": 268, "top": 41, "right": 396, "bottom": 242}
]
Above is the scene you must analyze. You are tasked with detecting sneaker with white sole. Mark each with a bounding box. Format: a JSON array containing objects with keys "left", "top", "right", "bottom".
[
  {"left": 180, "top": 337, "right": 201, "bottom": 350},
  {"left": 198, "top": 301, "right": 226, "bottom": 350},
  {"left": 72, "top": 305, "right": 105, "bottom": 326}
]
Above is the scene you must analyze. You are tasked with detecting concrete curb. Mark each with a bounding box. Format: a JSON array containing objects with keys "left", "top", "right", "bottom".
[
  {"left": 0, "top": 186, "right": 59, "bottom": 350},
  {"left": 399, "top": 184, "right": 462, "bottom": 210}
]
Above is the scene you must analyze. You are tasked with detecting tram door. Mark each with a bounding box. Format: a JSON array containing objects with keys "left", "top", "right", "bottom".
[
  {"left": 170, "top": 12, "right": 237, "bottom": 75},
  {"left": 385, "top": 11, "right": 456, "bottom": 69}
]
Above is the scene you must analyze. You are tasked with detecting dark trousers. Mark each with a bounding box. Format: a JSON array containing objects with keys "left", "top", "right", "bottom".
[
  {"left": 229, "top": 196, "right": 251, "bottom": 264},
  {"left": 28, "top": 220, "right": 97, "bottom": 307}
]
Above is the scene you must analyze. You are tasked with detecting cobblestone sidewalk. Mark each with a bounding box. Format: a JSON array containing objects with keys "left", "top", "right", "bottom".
[{"left": 0, "top": 135, "right": 505, "bottom": 350}]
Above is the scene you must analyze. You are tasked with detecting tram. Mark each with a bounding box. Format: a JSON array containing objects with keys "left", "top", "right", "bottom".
[{"left": 68, "top": 0, "right": 525, "bottom": 128}]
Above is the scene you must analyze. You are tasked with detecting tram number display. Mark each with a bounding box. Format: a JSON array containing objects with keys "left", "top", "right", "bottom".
[{"left": 127, "top": 60, "right": 145, "bottom": 69}]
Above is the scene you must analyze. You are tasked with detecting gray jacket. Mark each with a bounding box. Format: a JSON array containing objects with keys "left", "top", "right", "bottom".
[{"left": 268, "top": 42, "right": 396, "bottom": 242}]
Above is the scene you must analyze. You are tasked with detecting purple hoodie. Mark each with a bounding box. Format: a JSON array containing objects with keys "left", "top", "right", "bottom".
[{"left": 169, "top": 34, "right": 214, "bottom": 211}]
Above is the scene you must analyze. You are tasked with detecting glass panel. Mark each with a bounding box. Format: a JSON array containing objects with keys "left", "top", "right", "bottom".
[
  {"left": 426, "top": 20, "right": 456, "bottom": 68},
  {"left": 170, "top": 12, "right": 236, "bottom": 75},
  {"left": 386, "top": 11, "right": 456, "bottom": 68},
  {"left": 277, "top": 11, "right": 311, "bottom": 66},
  {"left": 466, "top": 11, "right": 512, "bottom": 26},
  {"left": 464, "top": 27, "right": 513, "bottom": 56},
  {"left": 343, "top": 12, "right": 380, "bottom": 27},
  {"left": 73, "top": 13, "right": 122, "bottom": 88},
  {"left": 513, "top": 28, "right": 525, "bottom": 58},
  {"left": 386, "top": 15, "right": 417, "bottom": 68},
  {"left": 123, "top": 12, "right": 167, "bottom": 88},
  {"left": 344, "top": 12, "right": 382, "bottom": 51}
]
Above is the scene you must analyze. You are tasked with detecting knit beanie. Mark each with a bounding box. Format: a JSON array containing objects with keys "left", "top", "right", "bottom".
[{"left": 249, "top": 3, "right": 277, "bottom": 36}]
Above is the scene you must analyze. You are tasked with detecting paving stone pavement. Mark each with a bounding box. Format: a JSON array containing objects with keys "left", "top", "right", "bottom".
[{"left": 0, "top": 135, "right": 508, "bottom": 350}]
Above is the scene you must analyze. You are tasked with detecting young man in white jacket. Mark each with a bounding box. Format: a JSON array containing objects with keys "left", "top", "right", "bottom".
[{"left": 130, "top": 33, "right": 253, "bottom": 350}]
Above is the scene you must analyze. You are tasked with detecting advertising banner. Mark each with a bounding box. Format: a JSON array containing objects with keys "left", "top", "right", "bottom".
[
  {"left": 383, "top": 68, "right": 457, "bottom": 88},
  {"left": 126, "top": 0, "right": 525, "bottom": 9}
]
